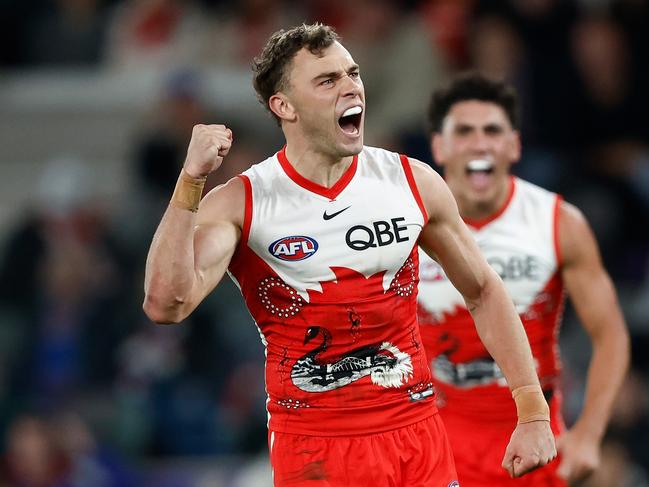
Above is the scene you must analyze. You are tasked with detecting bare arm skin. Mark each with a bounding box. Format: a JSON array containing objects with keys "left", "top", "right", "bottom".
[
  {"left": 410, "top": 159, "right": 556, "bottom": 477},
  {"left": 143, "top": 124, "right": 243, "bottom": 324},
  {"left": 555, "top": 202, "right": 630, "bottom": 482}
]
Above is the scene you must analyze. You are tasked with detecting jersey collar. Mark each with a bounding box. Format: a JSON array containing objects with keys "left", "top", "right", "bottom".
[{"left": 277, "top": 147, "right": 359, "bottom": 200}]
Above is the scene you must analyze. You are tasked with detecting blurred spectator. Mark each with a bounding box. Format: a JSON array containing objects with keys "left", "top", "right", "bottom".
[
  {"left": 0, "top": 413, "right": 138, "bottom": 487},
  {"left": 21, "top": 0, "right": 108, "bottom": 66},
  {"left": 565, "top": 14, "right": 649, "bottom": 282},
  {"left": 477, "top": 0, "right": 580, "bottom": 147},
  {"left": 0, "top": 156, "right": 133, "bottom": 411},
  {"left": 606, "top": 367, "right": 649, "bottom": 469},
  {"left": 1, "top": 415, "right": 71, "bottom": 487},
  {"left": 217, "top": 361, "right": 266, "bottom": 455},
  {"left": 469, "top": 14, "right": 525, "bottom": 83},
  {"left": 570, "top": 14, "right": 649, "bottom": 149},
  {"left": 134, "top": 69, "right": 209, "bottom": 197},
  {"left": 202, "top": 0, "right": 304, "bottom": 67},
  {"left": 579, "top": 438, "right": 649, "bottom": 487},
  {"left": 419, "top": 0, "right": 474, "bottom": 69},
  {"left": 121, "top": 69, "right": 212, "bottom": 258},
  {"left": 104, "top": 0, "right": 209, "bottom": 70},
  {"left": 50, "top": 412, "right": 140, "bottom": 486}
]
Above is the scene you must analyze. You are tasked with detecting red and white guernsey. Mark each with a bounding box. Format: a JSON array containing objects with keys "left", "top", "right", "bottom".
[
  {"left": 228, "top": 146, "right": 436, "bottom": 436},
  {"left": 418, "top": 177, "right": 565, "bottom": 423}
]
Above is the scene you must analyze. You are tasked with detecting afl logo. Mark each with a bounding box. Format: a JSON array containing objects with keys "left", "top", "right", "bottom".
[
  {"left": 269, "top": 236, "right": 319, "bottom": 261},
  {"left": 448, "top": 482, "right": 460, "bottom": 487}
]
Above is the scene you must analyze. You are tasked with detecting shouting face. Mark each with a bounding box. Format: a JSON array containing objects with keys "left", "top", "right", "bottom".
[
  {"left": 432, "top": 100, "right": 521, "bottom": 217},
  {"left": 271, "top": 41, "right": 365, "bottom": 160}
]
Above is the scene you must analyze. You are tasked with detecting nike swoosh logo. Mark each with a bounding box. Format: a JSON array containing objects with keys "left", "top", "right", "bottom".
[{"left": 323, "top": 205, "right": 351, "bottom": 220}]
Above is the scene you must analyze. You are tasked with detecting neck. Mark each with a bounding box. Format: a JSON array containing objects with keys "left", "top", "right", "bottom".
[{"left": 284, "top": 142, "right": 354, "bottom": 188}]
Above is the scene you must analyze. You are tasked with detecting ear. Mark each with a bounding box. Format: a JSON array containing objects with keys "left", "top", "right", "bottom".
[
  {"left": 509, "top": 130, "right": 522, "bottom": 165},
  {"left": 269, "top": 93, "right": 297, "bottom": 122},
  {"left": 431, "top": 133, "right": 446, "bottom": 169}
]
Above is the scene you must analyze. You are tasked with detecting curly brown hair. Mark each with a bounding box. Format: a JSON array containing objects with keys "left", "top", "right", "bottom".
[
  {"left": 252, "top": 23, "right": 340, "bottom": 123},
  {"left": 428, "top": 73, "right": 520, "bottom": 133}
]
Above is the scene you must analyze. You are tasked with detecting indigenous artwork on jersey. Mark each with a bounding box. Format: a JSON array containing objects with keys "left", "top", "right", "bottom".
[{"left": 291, "top": 326, "right": 413, "bottom": 392}]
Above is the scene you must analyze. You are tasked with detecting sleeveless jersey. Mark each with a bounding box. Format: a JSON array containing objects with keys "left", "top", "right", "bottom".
[
  {"left": 417, "top": 177, "right": 565, "bottom": 423},
  {"left": 228, "top": 146, "right": 436, "bottom": 436}
]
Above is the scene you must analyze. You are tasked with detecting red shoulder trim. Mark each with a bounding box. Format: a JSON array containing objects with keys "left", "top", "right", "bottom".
[
  {"left": 277, "top": 147, "right": 358, "bottom": 200},
  {"left": 399, "top": 154, "right": 429, "bottom": 222},
  {"left": 237, "top": 174, "right": 252, "bottom": 245},
  {"left": 553, "top": 194, "right": 563, "bottom": 268},
  {"left": 464, "top": 176, "right": 516, "bottom": 230}
]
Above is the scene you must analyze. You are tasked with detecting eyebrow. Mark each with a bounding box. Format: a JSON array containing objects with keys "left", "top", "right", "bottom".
[
  {"left": 312, "top": 64, "right": 360, "bottom": 82},
  {"left": 454, "top": 122, "right": 506, "bottom": 131}
]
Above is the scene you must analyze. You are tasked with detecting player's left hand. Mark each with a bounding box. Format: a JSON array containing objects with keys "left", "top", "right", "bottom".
[
  {"left": 555, "top": 425, "right": 600, "bottom": 482},
  {"left": 502, "top": 421, "right": 557, "bottom": 478}
]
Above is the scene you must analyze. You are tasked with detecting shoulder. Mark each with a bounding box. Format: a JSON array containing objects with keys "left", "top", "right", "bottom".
[
  {"left": 242, "top": 151, "right": 282, "bottom": 181},
  {"left": 515, "top": 177, "right": 558, "bottom": 205},
  {"left": 407, "top": 157, "right": 443, "bottom": 184},
  {"left": 557, "top": 199, "right": 598, "bottom": 266},
  {"left": 558, "top": 200, "right": 590, "bottom": 238},
  {"left": 360, "top": 145, "right": 401, "bottom": 166}
]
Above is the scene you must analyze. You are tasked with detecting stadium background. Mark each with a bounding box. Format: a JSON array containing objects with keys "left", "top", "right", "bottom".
[{"left": 0, "top": 0, "right": 648, "bottom": 485}]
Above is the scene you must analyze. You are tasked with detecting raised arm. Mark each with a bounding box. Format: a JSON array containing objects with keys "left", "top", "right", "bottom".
[
  {"left": 410, "top": 158, "right": 556, "bottom": 477},
  {"left": 143, "top": 124, "right": 243, "bottom": 324},
  {"left": 555, "top": 202, "right": 630, "bottom": 482}
]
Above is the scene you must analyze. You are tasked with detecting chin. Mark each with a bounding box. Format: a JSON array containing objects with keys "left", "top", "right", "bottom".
[
  {"left": 339, "top": 136, "right": 364, "bottom": 156},
  {"left": 470, "top": 191, "right": 497, "bottom": 208}
]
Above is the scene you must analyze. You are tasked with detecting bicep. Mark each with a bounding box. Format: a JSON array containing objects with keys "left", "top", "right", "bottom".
[
  {"left": 420, "top": 207, "right": 492, "bottom": 305},
  {"left": 559, "top": 203, "right": 625, "bottom": 338},
  {"left": 411, "top": 160, "right": 491, "bottom": 303},
  {"left": 191, "top": 220, "right": 240, "bottom": 301},
  {"left": 190, "top": 177, "right": 244, "bottom": 302}
]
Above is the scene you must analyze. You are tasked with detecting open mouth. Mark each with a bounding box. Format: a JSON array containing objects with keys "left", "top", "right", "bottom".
[
  {"left": 465, "top": 159, "right": 493, "bottom": 191},
  {"left": 338, "top": 106, "right": 362, "bottom": 136},
  {"left": 466, "top": 159, "right": 494, "bottom": 175}
]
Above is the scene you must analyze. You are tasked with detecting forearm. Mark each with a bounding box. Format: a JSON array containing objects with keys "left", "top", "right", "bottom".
[
  {"left": 575, "top": 323, "right": 629, "bottom": 440},
  {"left": 468, "top": 270, "right": 539, "bottom": 390},
  {"left": 144, "top": 204, "right": 199, "bottom": 323},
  {"left": 144, "top": 170, "right": 207, "bottom": 323}
]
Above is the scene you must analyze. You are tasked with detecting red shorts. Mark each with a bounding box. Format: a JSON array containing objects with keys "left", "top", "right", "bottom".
[
  {"left": 440, "top": 410, "right": 567, "bottom": 487},
  {"left": 269, "top": 414, "right": 459, "bottom": 487}
]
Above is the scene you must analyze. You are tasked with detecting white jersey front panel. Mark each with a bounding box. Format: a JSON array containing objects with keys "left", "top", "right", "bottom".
[
  {"left": 229, "top": 146, "right": 436, "bottom": 436},
  {"left": 246, "top": 146, "right": 421, "bottom": 294},
  {"left": 419, "top": 177, "right": 559, "bottom": 318}
]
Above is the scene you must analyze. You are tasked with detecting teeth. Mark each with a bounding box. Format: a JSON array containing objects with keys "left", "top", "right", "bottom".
[
  {"left": 341, "top": 106, "right": 362, "bottom": 118},
  {"left": 467, "top": 159, "right": 493, "bottom": 171}
]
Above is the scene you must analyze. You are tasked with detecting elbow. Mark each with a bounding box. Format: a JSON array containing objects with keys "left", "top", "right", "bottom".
[
  {"left": 618, "top": 325, "right": 632, "bottom": 370},
  {"left": 464, "top": 270, "right": 497, "bottom": 313},
  {"left": 142, "top": 293, "right": 187, "bottom": 325},
  {"left": 592, "top": 319, "right": 631, "bottom": 370}
]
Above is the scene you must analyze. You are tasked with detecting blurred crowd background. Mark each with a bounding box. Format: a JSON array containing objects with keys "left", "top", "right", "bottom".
[{"left": 0, "top": 0, "right": 648, "bottom": 485}]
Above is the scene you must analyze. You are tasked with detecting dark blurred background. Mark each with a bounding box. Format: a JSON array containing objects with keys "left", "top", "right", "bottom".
[{"left": 0, "top": 0, "right": 648, "bottom": 485}]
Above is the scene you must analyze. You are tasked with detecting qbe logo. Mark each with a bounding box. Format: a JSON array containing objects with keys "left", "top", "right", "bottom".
[
  {"left": 345, "top": 217, "right": 410, "bottom": 251},
  {"left": 269, "top": 236, "right": 319, "bottom": 261}
]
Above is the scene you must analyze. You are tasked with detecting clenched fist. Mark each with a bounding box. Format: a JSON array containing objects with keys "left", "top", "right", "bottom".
[
  {"left": 184, "top": 124, "right": 233, "bottom": 178},
  {"left": 555, "top": 425, "right": 600, "bottom": 482},
  {"left": 502, "top": 421, "right": 557, "bottom": 478}
]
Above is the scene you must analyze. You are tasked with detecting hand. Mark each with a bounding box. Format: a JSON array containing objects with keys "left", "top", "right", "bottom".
[
  {"left": 184, "top": 124, "right": 233, "bottom": 178},
  {"left": 556, "top": 426, "right": 601, "bottom": 482},
  {"left": 502, "top": 421, "right": 557, "bottom": 478}
]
